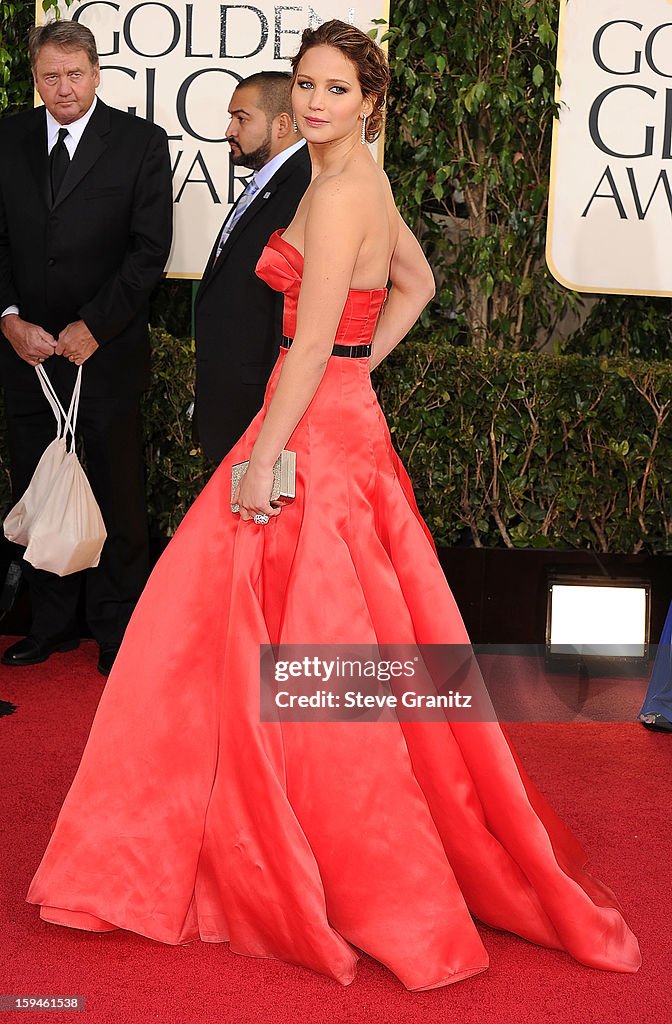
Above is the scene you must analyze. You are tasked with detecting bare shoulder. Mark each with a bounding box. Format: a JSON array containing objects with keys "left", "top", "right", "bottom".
[
  {"left": 298, "top": 158, "right": 396, "bottom": 281},
  {"left": 316, "top": 162, "right": 387, "bottom": 220},
  {"left": 309, "top": 169, "right": 363, "bottom": 209},
  {"left": 304, "top": 171, "right": 365, "bottom": 241}
]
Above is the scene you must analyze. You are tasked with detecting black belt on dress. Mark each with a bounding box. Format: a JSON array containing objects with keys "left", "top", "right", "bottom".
[{"left": 281, "top": 336, "right": 371, "bottom": 358}]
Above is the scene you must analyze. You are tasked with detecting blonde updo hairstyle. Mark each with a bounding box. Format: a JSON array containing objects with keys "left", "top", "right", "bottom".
[{"left": 290, "top": 20, "right": 389, "bottom": 143}]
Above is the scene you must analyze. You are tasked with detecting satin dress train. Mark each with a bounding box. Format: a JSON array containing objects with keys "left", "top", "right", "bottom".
[{"left": 27, "top": 230, "right": 641, "bottom": 990}]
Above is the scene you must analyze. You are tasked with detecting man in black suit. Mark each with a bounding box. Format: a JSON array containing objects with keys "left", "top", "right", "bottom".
[
  {"left": 195, "top": 72, "right": 310, "bottom": 462},
  {"left": 0, "top": 20, "right": 173, "bottom": 673}
]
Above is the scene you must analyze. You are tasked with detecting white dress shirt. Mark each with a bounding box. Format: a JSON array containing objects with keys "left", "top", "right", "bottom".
[
  {"left": 45, "top": 93, "right": 98, "bottom": 157},
  {"left": 252, "top": 137, "right": 306, "bottom": 195}
]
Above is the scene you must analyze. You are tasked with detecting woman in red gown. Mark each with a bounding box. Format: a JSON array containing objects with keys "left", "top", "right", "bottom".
[{"left": 27, "top": 21, "right": 641, "bottom": 990}]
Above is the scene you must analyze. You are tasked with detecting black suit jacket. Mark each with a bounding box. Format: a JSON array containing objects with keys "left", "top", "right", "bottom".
[
  {"left": 194, "top": 143, "right": 311, "bottom": 462},
  {"left": 0, "top": 99, "right": 173, "bottom": 398}
]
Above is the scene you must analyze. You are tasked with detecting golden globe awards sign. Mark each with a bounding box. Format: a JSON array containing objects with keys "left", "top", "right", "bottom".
[
  {"left": 547, "top": 0, "right": 672, "bottom": 296},
  {"left": 43, "top": 2, "right": 388, "bottom": 278}
]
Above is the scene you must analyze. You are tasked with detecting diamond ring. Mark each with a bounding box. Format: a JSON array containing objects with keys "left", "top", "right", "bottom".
[{"left": 253, "top": 513, "right": 270, "bottom": 525}]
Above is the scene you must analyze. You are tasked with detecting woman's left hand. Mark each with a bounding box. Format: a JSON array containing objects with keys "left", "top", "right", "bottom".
[{"left": 233, "top": 460, "right": 281, "bottom": 522}]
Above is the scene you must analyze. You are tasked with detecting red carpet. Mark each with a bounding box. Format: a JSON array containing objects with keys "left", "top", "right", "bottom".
[{"left": 0, "top": 640, "right": 669, "bottom": 1024}]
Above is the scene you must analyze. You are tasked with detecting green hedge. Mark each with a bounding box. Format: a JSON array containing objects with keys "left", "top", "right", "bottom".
[
  {"left": 5, "top": 330, "right": 670, "bottom": 554},
  {"left": 376, "top": 341, "right": 672, "bottom": 552}
]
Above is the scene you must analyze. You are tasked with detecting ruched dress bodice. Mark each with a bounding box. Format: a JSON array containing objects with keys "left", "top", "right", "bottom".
[{"left": 256, "top": 229, "right": 387, "bottom": 345}]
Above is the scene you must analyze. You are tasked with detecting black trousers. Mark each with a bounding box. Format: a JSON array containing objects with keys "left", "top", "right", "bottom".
[{"left": 3, "top": 366, "right": 149, "bottom": 646}]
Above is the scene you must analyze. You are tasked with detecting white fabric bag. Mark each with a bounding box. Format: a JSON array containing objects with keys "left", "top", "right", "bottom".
[{"left": 3, "top": 365, "right": 107, "bottom": 576}]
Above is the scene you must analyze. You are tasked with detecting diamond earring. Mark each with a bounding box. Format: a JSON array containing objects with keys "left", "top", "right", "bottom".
[
  {"left": 292, "top": 114, "right": 298, "bottom": 133},
  {"left": 361, "top": 114, "right": 367, "bottom": 145}
]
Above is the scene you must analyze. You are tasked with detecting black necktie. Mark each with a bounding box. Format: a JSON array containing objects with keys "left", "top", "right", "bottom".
[{"left": 50, "top": 127, "right": 70, "bottom": 201}]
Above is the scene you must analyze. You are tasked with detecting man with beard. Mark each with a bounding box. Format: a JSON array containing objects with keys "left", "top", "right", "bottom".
[{"left": 194, "top": 72, "right": 310, "bottom": 462}]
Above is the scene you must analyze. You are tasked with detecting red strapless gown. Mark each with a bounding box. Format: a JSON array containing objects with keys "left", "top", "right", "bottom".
[{"left": 27, "top": 230, "right": 641, "bottom": 989}]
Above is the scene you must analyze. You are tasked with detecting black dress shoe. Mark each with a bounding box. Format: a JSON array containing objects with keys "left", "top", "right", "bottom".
[
  {"left": 1, "top": 634, "right": 80, "bottom": 667},
  {"left": 640, "top": 713, "right": 672, "bottom": 733},
  {"left": 97, "top": 644, "right": 119, "bottom": 677}
]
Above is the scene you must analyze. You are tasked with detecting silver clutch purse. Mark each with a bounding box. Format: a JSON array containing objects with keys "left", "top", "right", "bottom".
[{"left": 230, "top": 449, "right": 296, "bottom": 513}]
